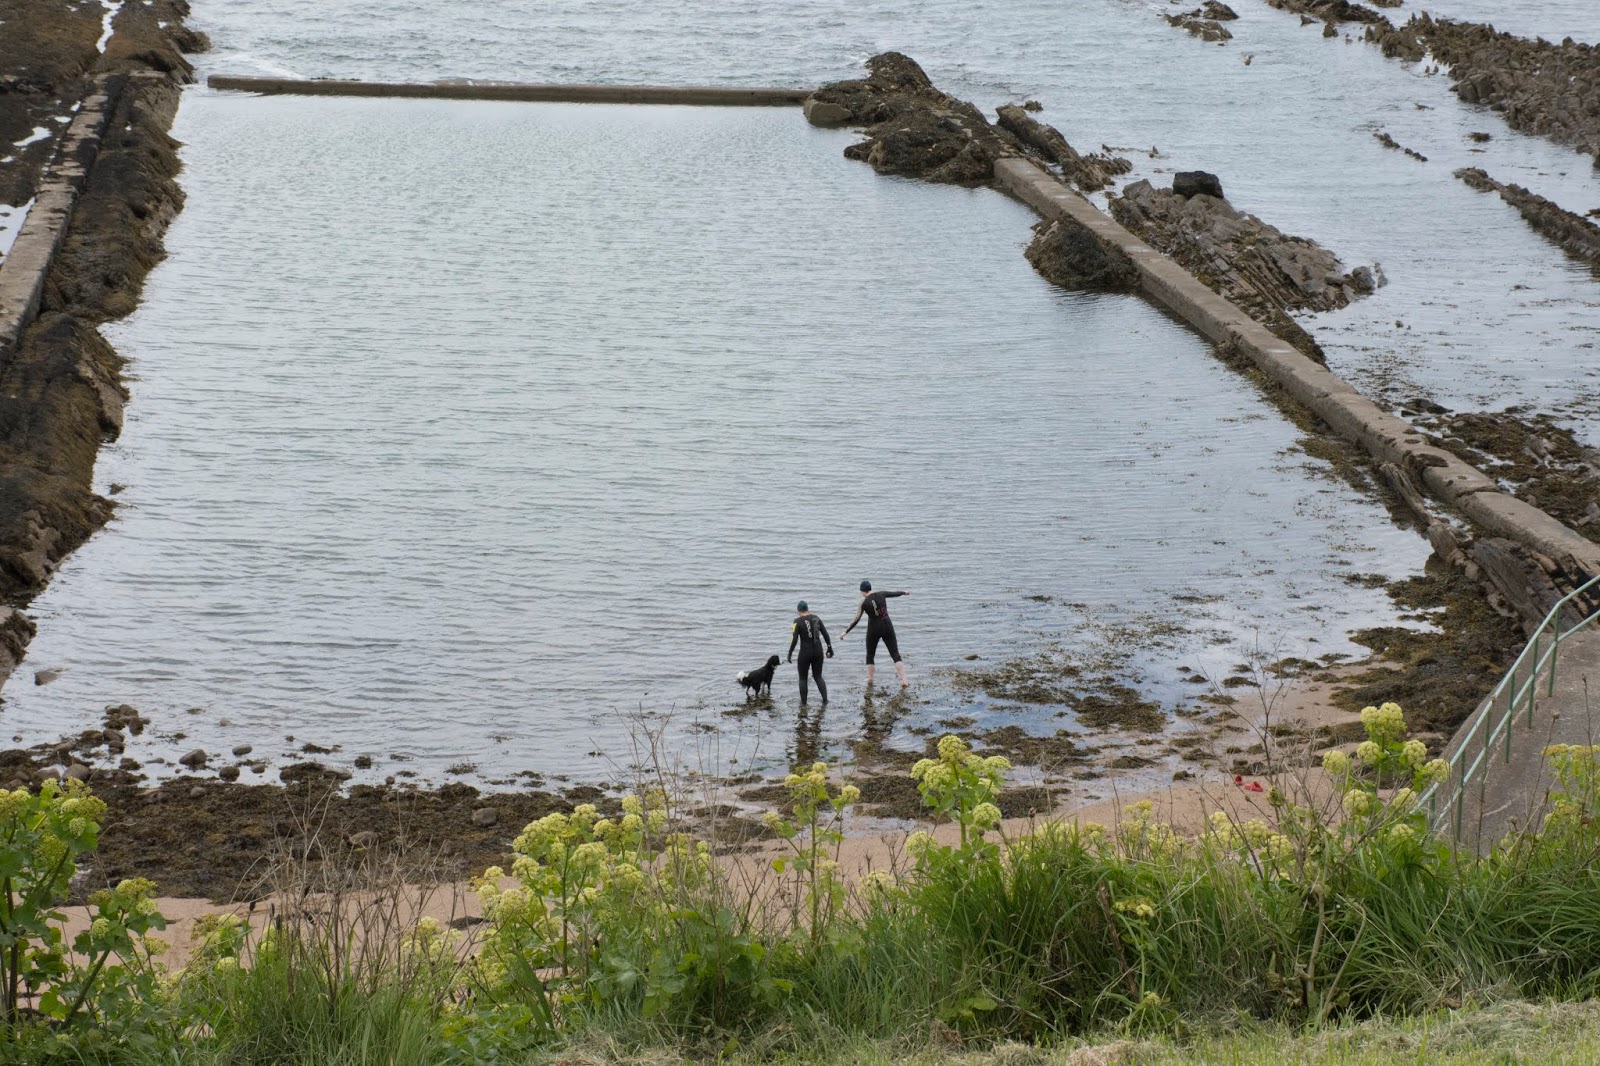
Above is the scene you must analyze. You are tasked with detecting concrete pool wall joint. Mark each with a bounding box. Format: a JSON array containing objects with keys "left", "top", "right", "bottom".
[
  {"left": 989, "top": 156, "right": 1600, "bottom": 584},
  {"left": 205, "top": 76, "right": 808, "bottom": 107}
]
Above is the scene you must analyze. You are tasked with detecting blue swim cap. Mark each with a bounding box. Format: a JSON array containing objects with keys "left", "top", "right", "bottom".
[
  {"left": 796, "top": 601, "right": 808, "bottom": 612},
  {"left": 859, "top": 580, "right": 872, "bottom": 592}
]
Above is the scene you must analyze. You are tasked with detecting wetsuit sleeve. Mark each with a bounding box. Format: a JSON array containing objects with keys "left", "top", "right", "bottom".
[
  {"left": 819, "top": 617, "right": 832, "bottom": 650},
  {"left": 842, "top": 600, "right": 867, "bottom": 635},
  {"left": 886, "top": 591, "right": 907, "bottom": 599},
  {"left": 788, "top": 622, "right": 800, "bottom": 658}
]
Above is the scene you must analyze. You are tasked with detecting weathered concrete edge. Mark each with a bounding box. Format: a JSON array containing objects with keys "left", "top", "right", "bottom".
[
  {"left": 0, "top": 76, "right": 118, "bottom": 358},
  {"left": 993, "top": 156, "right": 1600, "bottom": 578},
  {"left": 207, "top": 75, "right": 808, "bottom": 107}
]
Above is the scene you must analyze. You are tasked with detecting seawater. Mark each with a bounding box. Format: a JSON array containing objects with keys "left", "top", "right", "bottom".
[
  {"left": 9, "top": 0, "right": 1597, "bottom": 782},
  {"left": 1, "top": 95, "right": 1422, "bottom": 780}
]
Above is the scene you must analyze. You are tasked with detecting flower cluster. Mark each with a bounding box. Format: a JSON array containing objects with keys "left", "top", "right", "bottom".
[{"left": 909, "top": 735, "right": 1010, "bottom": 855}]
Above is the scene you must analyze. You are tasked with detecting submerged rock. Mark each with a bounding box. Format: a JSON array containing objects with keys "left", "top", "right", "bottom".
[{"left": 1455, "top": 167, "right": 1600, "bottom": 270}]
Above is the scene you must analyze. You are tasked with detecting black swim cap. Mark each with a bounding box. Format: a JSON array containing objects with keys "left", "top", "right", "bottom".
[
  {"left": 859, "top": 580, "right": 872, "bottom": 592},
  {"left": 797, "top": 601, "right": 808, "bottom": 612}
]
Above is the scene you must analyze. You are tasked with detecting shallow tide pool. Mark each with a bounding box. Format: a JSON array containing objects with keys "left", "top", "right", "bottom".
[{"left": 0, "top": 95, "right": 1426, "bottom": 780}]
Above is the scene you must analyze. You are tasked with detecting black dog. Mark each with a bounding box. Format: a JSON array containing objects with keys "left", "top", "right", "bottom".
[{"left": 737, "top": 655, "right": 781, "bottom": 699}]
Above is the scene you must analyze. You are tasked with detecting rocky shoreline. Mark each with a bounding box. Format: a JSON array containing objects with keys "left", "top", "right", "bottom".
[
  {"left": 808, "top": 52, "right": 1595, "bottom": 751},
  {"left": 1263, "top": 1, "right": 1600, "bottom": 167},
  {"left": 0, "top": 12, "right": 1593, "bottom": 906},
  {"left": 1454, "top": 166, "right": 1600, "bottom": 271},
  {"left": 0, "top": 0, "right": 206, "bottom": 681}
]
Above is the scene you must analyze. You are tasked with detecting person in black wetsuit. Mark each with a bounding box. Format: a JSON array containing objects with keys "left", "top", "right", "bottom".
[
  {"left": 840, "top": 580, "right": 909, "bottom": 688},
  {"left": 786, "top": 601, "right": 833, "bottom": 705}
]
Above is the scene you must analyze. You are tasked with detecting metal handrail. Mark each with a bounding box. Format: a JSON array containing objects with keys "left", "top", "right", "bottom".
[{"left": 1422, "top": 572, "right": 1600, "bottom": 839}]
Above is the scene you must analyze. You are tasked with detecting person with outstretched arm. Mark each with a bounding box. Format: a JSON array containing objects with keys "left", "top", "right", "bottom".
[
  {"left": 840, "top": 580, "right": 909, "bottom": 688},
  {"left": 786, "top": 601, "right": 834, "bottom": 705}
]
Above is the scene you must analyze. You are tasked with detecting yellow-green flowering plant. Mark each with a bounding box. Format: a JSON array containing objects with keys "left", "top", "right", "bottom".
[
  {"left": 909, "top": 735, "right": 1010, "bottom": 857},
  {"left": 764, "top": 762, "right": 860, "bottom": 942},
  {"left": 0, "top": 780, "right": 167, "bottom": 1036}
]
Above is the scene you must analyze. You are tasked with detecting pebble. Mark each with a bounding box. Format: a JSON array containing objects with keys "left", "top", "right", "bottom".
[
  {"left": 218, "top": 766, "right": 240, "bottom": 783},
  {"left": 232, "top": 744, "right": 253, "bottom": 757},
  {"left": 179, "top": 748, "right": 208, "bottom": 769},
  {"left": 471, "top": 807, "right": 499, "bottom": 828}
]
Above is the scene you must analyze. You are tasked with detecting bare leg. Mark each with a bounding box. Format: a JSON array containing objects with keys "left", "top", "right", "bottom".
[
  {"left": 865, "top": 663, "right": 875, "bottom": 687},
  {"left": 895, "top": 660, "right": 909, "bottom": 688}
]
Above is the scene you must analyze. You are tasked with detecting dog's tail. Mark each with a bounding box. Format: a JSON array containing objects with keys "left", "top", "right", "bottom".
[{"left": 736, "top": 671, "right": 749, "bottom": 683}]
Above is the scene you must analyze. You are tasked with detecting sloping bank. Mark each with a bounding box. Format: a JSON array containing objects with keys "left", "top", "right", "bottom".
[
  {"left": 0, "top": 0, "right": 207, "bottom": 679},
  {"left": 804, "top": 53, "right": 1599, "bottom": 720}
]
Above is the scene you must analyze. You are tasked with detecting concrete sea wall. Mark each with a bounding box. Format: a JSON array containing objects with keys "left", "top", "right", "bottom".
[
  {"left": 207, "top": 76, "right": 806, "bottom": 107},
  {"left": 992, "top": 156, "right": 1600, "bottom": 584},
  {"left": 0, "top": 76, "right": 119, "bottom": 357}
]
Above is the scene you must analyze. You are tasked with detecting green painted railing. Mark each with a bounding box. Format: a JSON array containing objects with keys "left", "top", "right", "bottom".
[{"left": 1422, "top": 572, "right": 1600, "bottom": 841}]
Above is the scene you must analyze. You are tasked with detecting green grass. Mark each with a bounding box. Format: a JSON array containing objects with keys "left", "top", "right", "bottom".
[{"left": 9, "top": 732, "right": 1600, "bottom": 1064}]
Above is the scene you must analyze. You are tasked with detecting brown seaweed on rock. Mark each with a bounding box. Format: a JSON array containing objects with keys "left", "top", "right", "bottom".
[
  {"left": 1455, "top": 167, "right": 1600, "bottom": 272},
  {"left": 804, "top": 52, "right": 1024, "bottom": 184},
  {"left": 1108, "top": 179, "right": 1375, "bottom": 361}
]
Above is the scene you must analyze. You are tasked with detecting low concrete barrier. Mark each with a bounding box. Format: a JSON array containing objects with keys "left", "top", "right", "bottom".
[
  {"left": 207, "top": 76, "right": 808, "bottom": 107},
  {"left": 0, "top": 76, "right": 118, "bottom": 358},
  {"left": 993, "top": 156, "right": 1600, "bottom": 579}
]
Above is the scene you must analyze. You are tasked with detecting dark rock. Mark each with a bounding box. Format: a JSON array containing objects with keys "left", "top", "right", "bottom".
[
  {"left": 1164, "top": 10, "right": 1234, "bottom": 42},
  {"left": 231, "top": 743, "right": 252, "bottom": 757},
  {"left": 34, "top": 667, "right": 61, "bottom": 685},
  {"left": 1172, "top": 170, "right": 1225, "bottom": 199},
  {"left": 800, "top": 96, "right": 852, "bottom": 127},
  {"left": 118, "top": 757, "right": 141, "bottom": 771},
  {"left": 1455, "top": 167, "right": 1600, "bottom": 270},
  {"left": 353, "top": 754, "right": 373, "bottom": 769},
  {"left": 66, "top": 763, "right": 90, "bottom": 782},
  {"left": 471, "top": 806, "right": 499, "bottom": 828},
  {"left": 810, "top": 52, "right": 1024, "bottom": 184},
  {"left": 217, "top": 765, "right": 239, "bottom": 782},
  {"left": 105, "top": 704, "right": 146, "bottom": 735},
  {"left": 178, "top": 748, "right": 207, "bottom": 769},
  {"left": 1024, "top": 217, "right": 1140, "bottom": 292},
  {"left": 279, "top": 761, "right": 351, "bottom": 786},
  {"left": 996, "top": 104, "right": 1131, "bottom": 191}
]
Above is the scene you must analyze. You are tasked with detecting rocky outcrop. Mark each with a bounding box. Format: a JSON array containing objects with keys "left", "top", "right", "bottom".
[
  {"left": 810, "top": 54, "right": 1140, "bottom": 289},
  {"left": 1108, "top": 177, "right": 1376, "bottom": 360},
  {"left": 1376, "top": 17, "right": 1600, "bottom": 162},
  {"left": 803, "top": 53, "right": 1024, "bottom": 184},
  {"left": 1266, "top": 0, "right": 1388, "bottom": 25},
  {"left": 1164, "top": 2, "right": 1239, "bottom": 42},
  {"left": 1023, "top": 217, "right": 1140, "bottom": 292},
  {"left": 995, "top": 105, "right": 1131, "bottom": 192},
  {"left": 1455, "top": 167, "right": 1600, "bottom": 270},
  {"left": 1374, "top": 131, "right": 1427, "bottom": 161}
]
